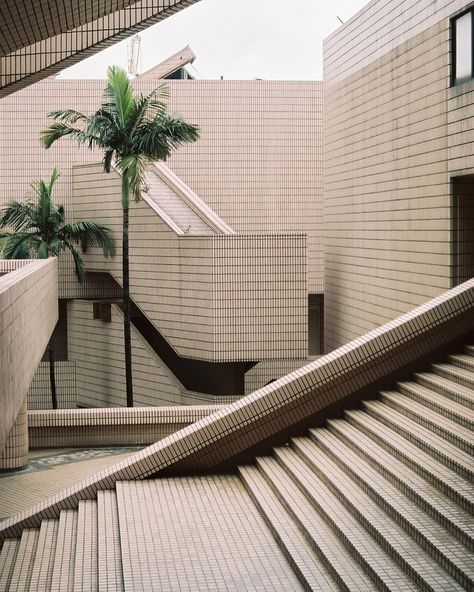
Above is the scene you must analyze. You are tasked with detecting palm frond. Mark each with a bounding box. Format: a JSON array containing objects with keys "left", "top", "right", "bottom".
[
  {"left": 48, "top": 109, "right": 89, "bottom": 125},
  {"left": 48, "top": 168, "right": 60, "bottom": 194},
  {"left": 103, "top": 66, "right": 133, "bottom": 127},
  {"left": 41, "top": 123, "right": 95, "bottom": 149},
  {"left": 60, "top": 221, "right": 116, "bottom": 257},
  {"left": 103, "top": 149, "right": 115, "bottom": 173},
  {"left": 63, "top": 241, "right": 86, "bottom": 283},
  {"left": 1, "top": 233, "right": 36, "bottom": 259},
  {"left": 128, "top": 87, "right": 168, "bottom": 137},
  {"left": 136, "top": 114, "right": 200, "bottom": 159},
  {"left": 86, "top": 111, "right": 118, "bottom": 146},
  {"left": 0, "top": 200, "right": 36, "bottom": 232}
]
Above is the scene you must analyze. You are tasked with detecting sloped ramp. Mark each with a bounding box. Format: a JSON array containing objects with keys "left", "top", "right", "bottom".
[
  {"left": 143, "top": 162, "right": 234, "bottom": 236},
  {"left": 0, "top": 344, "right": 473, "bottom": 590}
]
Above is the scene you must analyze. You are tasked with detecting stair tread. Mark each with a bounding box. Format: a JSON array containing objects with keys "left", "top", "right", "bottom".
[
  {"left": 75, "top": 500, "right": 98, "bottom": 591},
  {"left": 9, "top": 528, "right": 40, "bottom": 592},
  {"left": 344, "top": 410, "right": 474, "bottom": 508},
  {"left": 317, "top": 422, "right": 474, "bottom": 541},
  {"left": 116, "top": 477, "right": 304, "bottom": 592},
  {"left": 29, "top": 519, "right": 59, "bottom": 592},
  {"left": 255, "top": 456, "right": 386, "bottom": 591},
  {"left": 98, "top": 490, "right": 124, "bottom": 592},
  {"left": 363, "top": 399, "right": 473, "bottom": 476},
  {"left": 380, "top": 391, "right": 473, "bottom": 453},
  {"left": 292, "top": 435, "right": 474, "bottom": 586},
  {"left": 271, "top": 448, "right": 445, "bottom": 591},
  {"left": 50, "top": 510, "right": 78, "bottom": 592},
  {"left": 433, "top": 362, "right": 474, "bottom": 384},
  {"left": 239, "top": 465, "right": 340, "bottom": 592},
  {"left": 0, "top": 539, "right": 19, "bottom": 591},
  {"left": 402, "top": 380, "right": 474, "bottom": 422},
  {"left": 449, "top": 353, "right": 474, "bottom": 370},
  {"left": 464, "top": 345, "right": 474, "bottom": 356},
  {"left": 417, "top": 370, "right": 474, "bottom": 406}
]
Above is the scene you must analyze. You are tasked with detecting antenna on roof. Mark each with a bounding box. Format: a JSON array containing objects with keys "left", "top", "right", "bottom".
[
  {"left": 336, "top": 16, "right": 344, "bottom": 24},
  {"left": 127, "top": 35, "right": 141, "bottom": 77}
]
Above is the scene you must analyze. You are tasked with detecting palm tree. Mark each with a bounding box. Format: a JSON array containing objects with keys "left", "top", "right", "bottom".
[
  {"left": 41, "top": 66, "right": 200, "bottom": 407},
  {"left": 0, "top": 168, "right": 115, "bottom": 408}
]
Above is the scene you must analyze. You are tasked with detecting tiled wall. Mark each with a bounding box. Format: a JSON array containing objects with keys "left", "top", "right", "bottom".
[
  {"left": 324, "top": 0, "right": 468, "bottom": 83},
  {"left": 0, "top": 259, "right": 58, "bottom": 451},
  {"left": 29, "top": 405, "right": 224, "bottom": 448},
  {"left": 322, "top": 0, "right": 473, "bottom": 350},
  {"left": 73, "top": 164, "right": 307, "bottom": 362},
  {"left": 28, "top": 361, "right": 77, "bottom": 410},
  {"left": 68, "top": 300, "right": 238, "bottom": 407},
  {"left": 0, "top": 77, "right": 322, "bottom": 293}
]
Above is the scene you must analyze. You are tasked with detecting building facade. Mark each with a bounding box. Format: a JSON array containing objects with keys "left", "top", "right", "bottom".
[
  {"left": 0, "top": 63, "right": 323, "bottom": 407},
  {"left": 323, "top": 0, "right": 474, "bottom": 350}
]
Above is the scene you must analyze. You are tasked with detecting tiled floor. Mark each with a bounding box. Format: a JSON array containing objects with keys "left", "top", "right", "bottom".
[{"left": 0, "top": 448, "right": 141, "bottom": 521}]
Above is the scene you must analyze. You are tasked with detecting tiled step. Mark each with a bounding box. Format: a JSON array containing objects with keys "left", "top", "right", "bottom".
[
  {"left": 0, "top": 539, "right": 19, "bottom": 591},
  {"left": 318, "top": 421, "right": 474, "bottom": 549},
  {"left": 50, "top": 509, "right": 78, "bottom": 592},
  {"left": 294, "top": 435, "right": 474, "bottom": 589},
  {"left": 398, "top": 381, "right": 474, "bottom": 429},
  {"left": 448, "top": 353, "right": 474, "bottom": 374},
  {"left": 431, "top": 364, "right": 474, "bottom": 396},
  {"left": 74, "top": 500, "right": 98, "bottom": 591},
  {"left": 239, "top": 465, "right": 341, "bottom": 592},
  {"left": 98, "top": 490, "right": 123, "bottom": 592},
  {"left": 362, "top": 399, "right": 474, "bottom": 481},
  {"left": 256, "top": 453, "right": 415, "bottom": 591},
  {"left": 29, "top": 519, "right": 59, "bottom": 591},
  {"left": 116, "top": 478, "right": 304, "bottom": 592},
  {"left": 414, "top": 372, "right": 474, "bottom": 410},
  {"left": 8, "top": 528, "right": 40, "bottom": 591},
  {"left": 343, "top": 410, "right": 474, "bottom": 513},
  {"left": 464, "top": 344, "right": 474, "bottom": 357},
  {"left": 379, "top": 391, "right": 473, "bottom": 455}
]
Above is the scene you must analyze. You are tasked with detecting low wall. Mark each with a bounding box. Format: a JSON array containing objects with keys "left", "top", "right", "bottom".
[
  {"left": 0, "top": 259, "right": 58, "bottom": 453},
  {"left": 29, "top": 405, "right": 223, "bottom": 448},
  {"left": 3, "top": 278, "right": 473, "bottom": 538}
]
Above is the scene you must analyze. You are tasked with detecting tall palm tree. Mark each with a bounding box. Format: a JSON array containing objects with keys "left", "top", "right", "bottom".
[
  {"left": 0, "top": 168, "right": 115, "bottom": 408},
  {"left": 41, "top": 66, "right": 200, "bottom": 407}
]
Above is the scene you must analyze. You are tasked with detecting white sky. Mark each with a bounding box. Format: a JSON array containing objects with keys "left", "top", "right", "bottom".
[{"left": 59, "top": 0, "right": 369, "bottom": 80}]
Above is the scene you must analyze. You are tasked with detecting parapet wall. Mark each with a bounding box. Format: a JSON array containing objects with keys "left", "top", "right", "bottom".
[{"left": 0, "top": 259, "right": 58, "bottom": 453}]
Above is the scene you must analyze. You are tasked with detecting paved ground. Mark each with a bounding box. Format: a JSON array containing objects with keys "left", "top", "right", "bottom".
[{"left": 0, "top": 447, "right": 142, "bottom": 521}]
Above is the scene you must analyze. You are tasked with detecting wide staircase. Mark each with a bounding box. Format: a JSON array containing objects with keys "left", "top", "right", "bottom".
[{"left": 0, "top": 346, "right": 473, "bottom": 591}]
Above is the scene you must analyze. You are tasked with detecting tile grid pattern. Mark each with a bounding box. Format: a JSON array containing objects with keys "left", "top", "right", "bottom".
[
  {"left": 0, "top": 259, "right": 58, "bottom": 454},
  {"left": 0, "top": 0, "right": 201, "bottom": 97},
  {"left": 73, "top": 164, "right": 307, "bottom": 362},
  {"left": 0, "top": 278, "right": 473, "bottom": 541},
  {"left": 0, "top": 344, "right": 472, "bottom": 589},
  {"left": 323, "top": 0, "right": 474, "bottom": 351},
  {"left": 29, "top": 405, "right": 224, "bottom": 448}
]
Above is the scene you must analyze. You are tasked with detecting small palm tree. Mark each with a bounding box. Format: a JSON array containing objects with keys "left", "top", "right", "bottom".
[
  {"left": 41, "top": 66, "right": 200, "bottom": 407},
  {"left": 0, "top": 168, "right": 115, "bottom": 409}
]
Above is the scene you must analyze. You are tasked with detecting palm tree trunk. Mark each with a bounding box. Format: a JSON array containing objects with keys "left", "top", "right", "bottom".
[
  {"left": 48, "top": 344, "right": 58, "bottom": 410},
  {"left": 122, "top": 175, "right": 133, "bottom": 407}
]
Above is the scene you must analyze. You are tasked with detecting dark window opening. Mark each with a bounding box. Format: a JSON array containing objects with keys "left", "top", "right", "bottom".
[
  {"left": 93, "top": 301, "right": 112, "bottom": 322},
  {"left": 308, "top": 294, "right": 324, "bottom": 355},
  {"left": 452, "top": 176, "right": 474, "bottom": 286},
  {"left": 452, "top": 8, "right": 474, "bottom": 85}
]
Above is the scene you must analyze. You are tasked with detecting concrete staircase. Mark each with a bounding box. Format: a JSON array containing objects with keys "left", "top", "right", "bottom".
[{"left": 0, "top": 346, "right": 473, "bottom": 590}]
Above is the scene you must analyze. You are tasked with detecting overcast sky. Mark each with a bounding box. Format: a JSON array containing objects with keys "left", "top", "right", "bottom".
[{"left": 60, "top": 0, "right": 369, "bottom": 80}]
